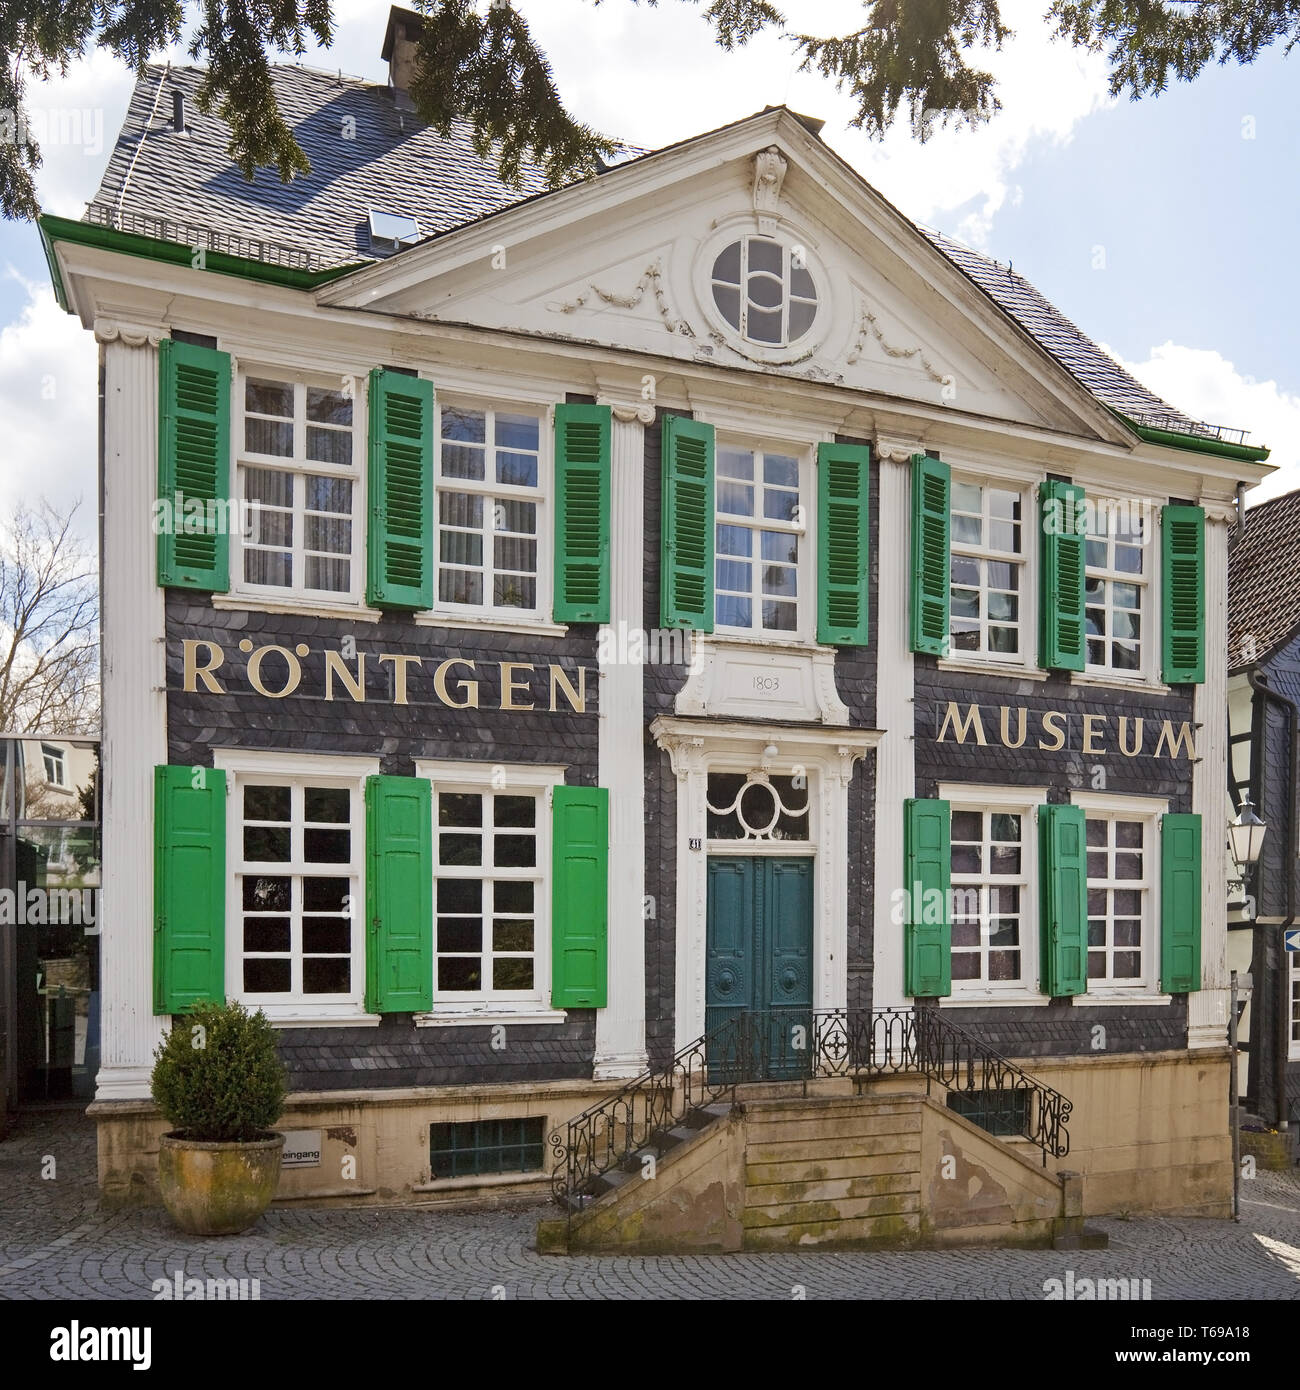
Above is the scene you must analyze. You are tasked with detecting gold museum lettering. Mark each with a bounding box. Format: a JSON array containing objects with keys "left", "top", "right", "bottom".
[
  {"left": 933, "top": 701, "right": 1197, "bottom": 760},
  {"left": 178, "top": 639, "right": 591, "bottom": 713}
]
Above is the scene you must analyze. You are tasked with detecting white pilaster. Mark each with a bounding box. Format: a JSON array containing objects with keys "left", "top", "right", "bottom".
[
  {"left": 872, "top": 447, "right": 919, "bottom": 1010},
  {"left": 1189, "top": 502, "right": 1232, "bottom": 1049},
  {"left": 593, "top": 402, "right": 650, "bottom": 1078},
  {"left": 95, "top": 321, "right": 169, "bottom": 1100}
]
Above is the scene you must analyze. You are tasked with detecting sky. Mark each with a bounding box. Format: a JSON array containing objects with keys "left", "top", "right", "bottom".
[{"left": 3, "top": 0, "right": 1298, "bottom": 544}]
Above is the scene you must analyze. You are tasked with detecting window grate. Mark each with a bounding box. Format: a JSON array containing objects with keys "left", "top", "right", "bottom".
[{"left": 429, "top": 1117, "right": 546, "bottom": 1179}]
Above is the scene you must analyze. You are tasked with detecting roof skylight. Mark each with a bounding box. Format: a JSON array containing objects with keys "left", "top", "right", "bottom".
[{"left": 368, "top": 208, "right": 422, "bottom": 251}]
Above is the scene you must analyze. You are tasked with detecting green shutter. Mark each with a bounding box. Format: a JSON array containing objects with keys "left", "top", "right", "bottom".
[
  {"left": 1039, "top": 479, "right": 1086, "bottom": 671},
  {"left": 908, "top": 454, "right": 950, "bottom": 655},
  {"left": 365, "top": 775, "right": 433, "bottom": 1013},
  {"left": 553, "top": 403, "right": 612, "bottom": 623},
  {"left": 904, "top": 798, "right": 951, "bottom": 997},
  {"left": 661, "top": 414, "right": 715, "bottom": 631},
  {"left": 817, "top": 442, "right": 871, "bottom": 646},
  {"left": 551, "top": 785, "right": 608, "bottom": 1008},
  {"left": 157, "top": 338, "right": 230, "bottom": 591},
  {"left": 1161, "top": 505, "right": 1206, "bottom": 684},
  {"left": 366, "top": 368, "right": 433, "bottom": 610},
  {"left": 153, "top": 765, "right": 226, "bottom": 1014},
  {"left": 1161, "top": 813, "right": 1202, "bottom": 993},
  {"left": 1039, "top": 804, "right": 1088, "bottom": 997}
]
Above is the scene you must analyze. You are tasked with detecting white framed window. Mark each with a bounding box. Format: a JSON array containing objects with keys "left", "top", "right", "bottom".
[
  {"left": 939, "top": 784, "right": 1044, "bottom": 1000},
  {"left": 1069, "top": 792, "right": 1166, "bottom": 996},
  {"left": 949, "top": 478, "right": 1028, "bottom": 663},
  {"left": 1085, "top": 499, "right": 1149, "bottom": 678},
  {"left": 1290, "top": 953, "right": 1300, "bottom": 1060},
  {"left": 41, "top": 744, "right": 67, "bottom": 788},
  {"left": 216, "top": 750, "right": 379, "bottom": 1022},
  {"left": 709, "top": 235, "right": 819, "bottom": 347},
  {"left": 416, "top": 761, "right": 565, "bottom": 1017},
  {"left": 434, "top": 401, "right": 547, "bottom": 620},
  {"left": 714, "top": 440, "right": 808, "bottom": 638},
  {"left": 234, "top": 371, "right": 363, "bottom": 605}
]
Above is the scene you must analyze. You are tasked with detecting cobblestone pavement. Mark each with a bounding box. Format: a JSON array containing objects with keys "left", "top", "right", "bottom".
[{"left": 3, "top": 1106, "right": 1300, "bottom": 1300}]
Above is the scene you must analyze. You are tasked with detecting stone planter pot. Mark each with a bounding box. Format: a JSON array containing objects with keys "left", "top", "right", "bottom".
[{"left": 158, "top": 1132, "right": 285, "bottom": 1236}]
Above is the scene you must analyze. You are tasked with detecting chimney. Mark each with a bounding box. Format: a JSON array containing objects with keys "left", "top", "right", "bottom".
[
  {"left": 172, "top": 89, "right": 186, "bottom": 134},
  {"left": 381, "top": 6, "right": 426, "bottom": 103}
]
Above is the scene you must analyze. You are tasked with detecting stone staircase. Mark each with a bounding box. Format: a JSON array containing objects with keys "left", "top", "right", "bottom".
[
  {"left": 540, "top": 1009, "right": 1103, "bottom": 1255},
  {"left": 539, "top": 1075, "right": 1102, "bottom": 1254}
]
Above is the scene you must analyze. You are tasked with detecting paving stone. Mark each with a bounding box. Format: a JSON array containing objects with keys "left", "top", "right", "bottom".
[{"left": 4, "top": 1108, "right": 1300, "bottom": 1300}]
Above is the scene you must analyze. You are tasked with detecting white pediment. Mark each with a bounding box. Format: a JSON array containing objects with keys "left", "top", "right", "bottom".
[{"left": 319, "top": 111, "right": 1129, "bottom": 444}]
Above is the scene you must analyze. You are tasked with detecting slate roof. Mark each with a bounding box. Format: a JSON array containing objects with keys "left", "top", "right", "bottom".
[
  {"left": 91, "top": 63, "right": 552, "bottom": 268},
  {"left": 89, "top": 60, "right": 1215, "bottom": 436},
  {"left": 1228, "top": 489, "right": 1300, "bottom": 669}
]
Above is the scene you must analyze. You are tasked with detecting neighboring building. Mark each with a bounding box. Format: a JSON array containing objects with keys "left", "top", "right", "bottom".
[
  {"left": 40, "top": 7, "right": 1270, "bottom": 1227},
  {"left": 1227, "top": 490, "right": 1300, "bottom": 1138}
]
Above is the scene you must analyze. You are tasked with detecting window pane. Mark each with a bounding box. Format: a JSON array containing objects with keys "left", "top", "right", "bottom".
[
  {"left": 712, "top": 242, "right": 741, "bottom": 283},
  {"left": 441, "top": 444, "right": 485, "bottom": 481},
  {"left": 244, "top": 826, "right": 290, "bottom": 861},
  {"left": 245, "top": 784, "right": 290, "bottom": 821},
  {"left": 303, "top": 958, "right": 350, "bottom": 993},
  {"left": 304, "top": 827, "right": 350, "bottom": 863},
  {"left": 716, "top": 524, "right": 752, "bottom": 557},
  {"left": 762, "top": 600, "right": 796, "bottom": 631},
  {"left": 748, "top": 271, "right": 783, "bottom": 308},
  {"left": 712, "top": 284, "right": 740, "bottom": 328},
  {"left": 440, "top": 491, "right": 483, "bottom": 528},
  {"left": 717, "top": 449, "right": 754, "bottom": 481},
  {"left": 761, "top": 531, "right": 798, "bottom": 564},
  {"left": 303, "top": 917, "right": 350, "bottom": 954},
  {"left": 496, "top": 451, "right": 538, "bottom": 488},
  {"left": 440, "top": 794, "right": 482, "bottom": 827},
  {"left": 748, "top": 238, "right": 783, "bottom": 274},
  {"left": 439, "top": 879, "right": 482, "bottom": 913},
  {"left": 306, "top": 475, "right": 352, "bottom": 514},
  {"left": 763, "top": 489, "right": 799, "bottom": 522},
  {"left": 306, "top": 386, "right": 352, "bottom": 426},
  {"left": 495, "top": 881, "right": 533, "bottom": 912},
  {"left": 246, "top": 418, "right": 293, "bottom": 457},
  {"left": 246, "top": 379, "right": 293, "bottom": 418},
  {"left": 439, "top": 834, "right": 481, "bottom": 867},
  {"left": 748, "top": 308, "right": 782, "bottom": 343},
  {"left": 789, "top": 300, "right": 816, "bottom": 338},
  {"left": 244, "top": 959, "right": 291, "bottom": 993},
  {"left": 495, "top": 834, "right": 536, "bottom": 868},
  {"left": 244, "top": 876, "right": 290, "bottom": 912},
  {"left": 717, "top": 595, "right": 752, "bottom": 628},
  {"left": 438, "top": 958, "right": 481, "bottom": 991},
  {"left": 305, "top": 426, "right": 352, "bottom": 466},
  {"left": 245, "top": 466, "right": 294, "bottom": 508},
  {"left": 303, "top": 877, "right": 348, "bottom": 911},
  {"left": 305, "top": 787, "right": 349, "bottom": 823},
  {"left": 439, "top": 918, "right": 482, "bottom": 952},
  {"left": 494, "top": 796, "right": 535, "bottom": 828},
  {"left": 717, "top": 481, "right": 754, "bottom": 517},
  {"left": 305, "top": 555, "right": 349, "bottom": 592},
  {"left": 493, "top": 958, "right": 534, "bottom": 990},
  {"left": 244, "top": 917, "right": 290, "bottom": 952},
  {"left": 441, "top": 408, "right": 486, "bottom": 443},
  {"left": 494, "top": 921, "right": 533, "bottom": 951},
  {"left": 493, "top": 574, "right": 536, "bottom": 609}
]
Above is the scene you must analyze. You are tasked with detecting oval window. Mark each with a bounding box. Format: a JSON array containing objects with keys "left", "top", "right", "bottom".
[{"left": 710, "top": 236, "right": 818, "bottom": 347}]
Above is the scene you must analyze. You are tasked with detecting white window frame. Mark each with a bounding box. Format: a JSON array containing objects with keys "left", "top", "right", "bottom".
[
  {"left": 938, "top": 783, "right": 1047, "bottom": 1005},
  {"left": 1070, "top": 789, "right": 1168, "bottom": 1003},
  {"left": 430, "top": 397, "right": 551, "bottom": 626},
  {"left": 947, "top": 476, "right": 1033, "bottom": 670},
  {"left": 1290, "top": 952, "right": 1300, "bottom": 1061},
  {"left": 214, "top": 749, "right": 380, "bottom": 1026},
  {"left": 41, "top": 743, "right": 67, "bottom": 788},
  {"left": 231, "top": 366, "right": 365, "bottom": 609},
  {"left": 414, "top": 759, "right": 567, "bottom": 1025},
  {"left": 1082, "top": 495, "right": 1153, "bottom": 684},
  {"left": 712, "top": 434, "right": 813, "bottom": 644},
  {"left": 709, "top": 235, "right": 819, "bottom": 347}
]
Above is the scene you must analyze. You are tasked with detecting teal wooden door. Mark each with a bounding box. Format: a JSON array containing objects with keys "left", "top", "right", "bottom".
[{"left": 706, "top": 856, "right": 813, "bottom": 1080}]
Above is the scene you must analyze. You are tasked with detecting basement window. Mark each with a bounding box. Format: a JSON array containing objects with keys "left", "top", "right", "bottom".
[
  {"left": 947, "top": 1088, "right": 1029, "bottom": 1138},
  {"left": 368, "top": 208, "right": 422, "bottom": 252},
  {"left": 429, "top": 1117, "right": 546, "bottom": 1179}
]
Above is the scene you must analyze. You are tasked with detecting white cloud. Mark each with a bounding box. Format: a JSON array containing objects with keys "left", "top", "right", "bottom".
[
  {"left": 1111, "top": 341, "right": 1300, "bottom": 503},
  {"left": 27, "top": 49, "right": 140, "bottom": 217},
  {"left": 0, "top": 270, "right": 98, "bottom": 544}
]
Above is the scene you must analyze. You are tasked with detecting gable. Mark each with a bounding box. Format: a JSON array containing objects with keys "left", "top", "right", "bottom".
[{"left": 319, "top": 111, "right": 1133, "bottom": 444}]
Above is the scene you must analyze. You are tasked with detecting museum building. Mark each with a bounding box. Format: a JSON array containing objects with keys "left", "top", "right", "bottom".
[{"left": 40, "top": 7, "right": 1271, "bottom": 1231}]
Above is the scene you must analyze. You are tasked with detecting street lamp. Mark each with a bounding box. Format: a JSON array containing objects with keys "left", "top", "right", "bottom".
[{"left": 1228, "top": 794, "right": 1268, "bottom": 874}]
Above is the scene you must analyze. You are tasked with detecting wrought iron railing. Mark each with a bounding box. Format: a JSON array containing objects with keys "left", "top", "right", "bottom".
[{"left": 549, "top": 1007, "right": 1072, "bottom": 1218}]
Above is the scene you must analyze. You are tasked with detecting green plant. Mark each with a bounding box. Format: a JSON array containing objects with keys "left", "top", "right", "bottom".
[{"left": 150, "top": 1000, "right": 286, "bottom": 1142}]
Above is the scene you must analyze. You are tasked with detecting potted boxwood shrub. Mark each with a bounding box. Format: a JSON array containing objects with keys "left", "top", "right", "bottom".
[{"left": 151, "top": 1000, "right": 287, "bottom": 1235}]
